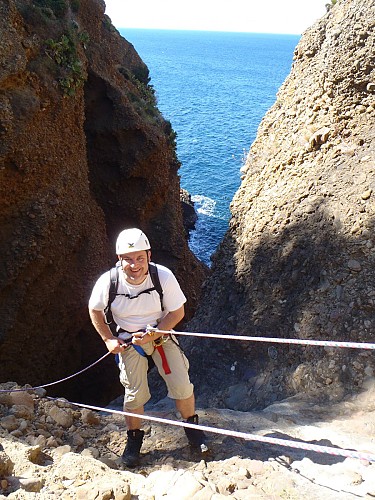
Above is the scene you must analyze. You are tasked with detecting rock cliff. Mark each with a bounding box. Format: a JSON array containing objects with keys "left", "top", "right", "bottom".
[
  {"left": 188, "top": 0, "right": 375, "bottom": 410},
  {"left": 0, "top": 0, "right": 206, "bottom": 403}
]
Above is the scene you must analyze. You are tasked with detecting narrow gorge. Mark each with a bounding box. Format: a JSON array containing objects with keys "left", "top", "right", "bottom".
[{"left": 1, "top": 0, "right": 375, "bottom": 497}]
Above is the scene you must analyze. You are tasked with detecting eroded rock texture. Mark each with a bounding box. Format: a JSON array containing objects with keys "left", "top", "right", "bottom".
[
  {"left": 188, "top": 0, "right": 375, "bottom": 410},
  {"left": 0, "top": 0, "right": 206, "bottom": 403}
]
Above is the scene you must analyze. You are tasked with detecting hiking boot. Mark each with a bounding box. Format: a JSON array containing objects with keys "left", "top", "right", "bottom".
[
  {"left": 122, "top": 429, "right": 144, "bottom": 467},
  {"left": 183, "top": 414, "right": 208, "bottom": 452}
]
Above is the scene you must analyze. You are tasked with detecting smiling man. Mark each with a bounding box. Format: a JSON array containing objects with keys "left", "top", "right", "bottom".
[{"left": 88, "top": 228, "right": 207, "bottom": 467}]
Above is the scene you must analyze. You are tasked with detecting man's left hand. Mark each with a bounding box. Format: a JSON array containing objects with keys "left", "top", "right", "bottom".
[{"left": 132, "top": 331, "right": 152, "bottom": 345}]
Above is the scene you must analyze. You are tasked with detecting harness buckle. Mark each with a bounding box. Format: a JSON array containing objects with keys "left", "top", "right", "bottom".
[{"left": 153, "top": 334, "right": 170, "bottom": 346}]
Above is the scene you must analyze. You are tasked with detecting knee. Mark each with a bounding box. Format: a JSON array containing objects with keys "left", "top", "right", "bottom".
[{"left": 124, "top": 390, "right": 151, "bottom": 411}]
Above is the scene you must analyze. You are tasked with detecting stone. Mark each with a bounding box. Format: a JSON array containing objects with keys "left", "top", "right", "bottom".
[
  {"left": 0, "top": 479, "right": 8, "bottom": 490},
  {"left": 0, "top": 415, "right": 18, "bottom": 432},
  {"left": 10, "top": 404, "right": 34, "bottom": 420},
  {"left": 361, "top": 189, "right": 372, "bottom": 200},
  {"left": 53, "top": 445, "right": 72, "bottom": 457},
  {"left": 72, "top": 433, "right": 85, "bottom": 447},
  {"left": 0, "top": 451, "right": 14, "bottom": 476},
  {"left": 191, "top": 485, "right": 216, "bottom": 499},
  {"left": 347, "top": 259, "right": 361, "bottom": 271},
  {"left": 8, "top": 391, "right": 34, "bottom": 410},
  {"left": 19, "top": 477, "right": 43, "bottom": 492},
  {"left": 81, "top": 409, "right": 101, "bottom": 426},
  {"left": 49, "top": 406, "right": 74, "bottom": 428},
  {"left": 25, "top": 445, "right": 45, "bottom": 465}
]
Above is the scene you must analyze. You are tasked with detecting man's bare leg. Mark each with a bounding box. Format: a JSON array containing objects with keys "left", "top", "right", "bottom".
[
  {"left": 175, "top": 393, "right": 195, "bottom": 419},
  {"left": 125, "top": 406, "right": 144, "bottom": 430},
  {"left": 176, "top": 393, "right": 208, "bottom": 450}
]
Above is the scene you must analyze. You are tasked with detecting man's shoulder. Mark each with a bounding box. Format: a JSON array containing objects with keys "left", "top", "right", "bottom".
[
  {"left": 94, "top": 269, "right": 112, "bottom": 286},
  {"left": 151, "top": 262, "right": 170, "bottom": 271}
]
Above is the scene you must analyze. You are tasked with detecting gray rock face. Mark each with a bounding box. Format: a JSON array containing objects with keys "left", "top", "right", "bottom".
[
  {"left": 188, "top": 0, "right": 375, "bottom": 409},
  {"left": 180, "top": 188, "right": 198, "bottom": 236}
]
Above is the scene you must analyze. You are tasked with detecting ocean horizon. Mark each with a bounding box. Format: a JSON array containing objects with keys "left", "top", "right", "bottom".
[{"left": 121, "top": 28, "right": 300, "bottom": 265}]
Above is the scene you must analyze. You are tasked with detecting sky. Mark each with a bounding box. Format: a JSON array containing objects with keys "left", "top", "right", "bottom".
[{"left": 104, "top": 0, "right": 327, "bottom": 35}]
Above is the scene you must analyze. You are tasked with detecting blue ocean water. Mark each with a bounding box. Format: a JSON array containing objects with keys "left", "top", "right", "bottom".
[{"left": 120, "top": 29, "right": 299, "bottom": 265}]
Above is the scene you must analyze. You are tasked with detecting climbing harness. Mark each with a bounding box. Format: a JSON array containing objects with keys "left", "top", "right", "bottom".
[
  {"left": 118, "top": 328, "right": 148, "bottom": 357},
  {"left": 117, "top": 326, "right": 172, "bottom": 374}
]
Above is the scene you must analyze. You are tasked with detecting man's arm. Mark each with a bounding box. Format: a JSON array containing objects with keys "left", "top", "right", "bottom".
[
  {"left": 89, "top": 308, "right": 125, "bottom": 353},
  {"left": 157, "top": 304, "right": 185, "bottom": 331}
]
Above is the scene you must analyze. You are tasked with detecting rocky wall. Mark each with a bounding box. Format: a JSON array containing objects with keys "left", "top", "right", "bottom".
[
  {"left": 188, "top": 0, "right": 375, "bottom": 410},
  {"left": 0, "top": 0, "right": 206, "bottom": 404}
]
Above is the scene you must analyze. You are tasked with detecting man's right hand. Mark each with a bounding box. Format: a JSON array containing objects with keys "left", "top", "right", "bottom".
[{"left": 104, "top": 337, "right": 127, "bottom": 354}]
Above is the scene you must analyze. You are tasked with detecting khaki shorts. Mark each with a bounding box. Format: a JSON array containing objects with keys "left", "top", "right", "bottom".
[{"left": 118, "top": 335, "right": 194, "bottom": 410}]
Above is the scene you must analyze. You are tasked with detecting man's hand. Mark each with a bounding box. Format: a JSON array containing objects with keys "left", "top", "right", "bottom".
[
  {"left": 132, "top": 331, "right": 153, "bottom": 346},
  {"left": 104, "top": 337, "right": 127, "bottom": 354}
]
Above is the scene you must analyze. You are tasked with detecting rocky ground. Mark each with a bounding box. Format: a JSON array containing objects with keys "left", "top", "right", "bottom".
[{"left": 1, "top": 376, "right": 375, "bottom": 499}]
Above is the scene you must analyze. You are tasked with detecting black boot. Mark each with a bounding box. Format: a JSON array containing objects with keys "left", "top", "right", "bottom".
[
  {"left": 184, "top": 414, "right": 208, "bottom": 452},
  {"left": 122, "top": 429, "right": 144, "bottom": 467}
]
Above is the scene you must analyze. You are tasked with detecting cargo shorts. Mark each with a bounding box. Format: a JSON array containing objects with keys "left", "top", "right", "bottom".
[{"left": 118, "top": 335, "right": 194, "bottom": 410}]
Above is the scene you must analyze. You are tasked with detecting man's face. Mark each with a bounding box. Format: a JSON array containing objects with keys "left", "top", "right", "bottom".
[{"left": 118, "top": 250, "right": 150, "bottom": 285}]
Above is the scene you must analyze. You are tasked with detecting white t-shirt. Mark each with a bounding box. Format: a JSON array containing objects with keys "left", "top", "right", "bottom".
[{"left": 89, "top": 263, "right": 186, "bottom": 336}]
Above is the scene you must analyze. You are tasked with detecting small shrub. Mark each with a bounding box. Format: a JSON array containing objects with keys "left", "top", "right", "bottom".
[
  {"left": 18, "top": 3, "right": 50, "bottom": 27},
  {"left": 133, "top": 65, "right": 151, "bottom": 86},
  {"left": 121, "top": 66, "right": 158, "bottom": 109},
  {"left": 71, "top": 0, "right": 80, "bottom": 12},
  {"left": 33, "top": 0, "right": 68, "bottom": 18},
  {"left": 103, "top": 14, "right": 117, "bottom": 32},
  {"left": 164, "top": 120, "right": 177, "bottom": 147},
  {"left": 78, "top": 31, "right": 90, "bottom": 46},
  {"left": 44, "top": 30, "right": 87, "bottom": 96}
]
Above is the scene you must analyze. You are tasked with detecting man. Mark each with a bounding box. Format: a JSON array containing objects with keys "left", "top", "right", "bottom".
[{"left": 89, "top": 228, "right": 206, "bottom": 467}]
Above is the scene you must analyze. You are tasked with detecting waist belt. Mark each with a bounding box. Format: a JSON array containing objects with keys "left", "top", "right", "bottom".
[{"left": 118, "top": 329, "right": 146, "bottom": 357}]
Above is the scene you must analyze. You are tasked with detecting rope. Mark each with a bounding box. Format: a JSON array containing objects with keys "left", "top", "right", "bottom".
[
  {"left": 1, "top": 327, "right": 374, "bottom": 463},
  {"left": 1, "top": 328, "right": 374, "bottom": 395},
  {"left": 0, "top": 351, "right": 112, "bottom": 393},
  {"left": 47, "top": 397, "right": 375, "bottom": 464},
  {"left": 155, "top": 329, "right": 375, "bottom": 350}
]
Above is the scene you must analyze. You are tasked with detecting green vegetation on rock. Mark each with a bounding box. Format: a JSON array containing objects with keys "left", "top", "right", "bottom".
[{"left": 45, "top": 29, "right": 89, "bottom": 96}]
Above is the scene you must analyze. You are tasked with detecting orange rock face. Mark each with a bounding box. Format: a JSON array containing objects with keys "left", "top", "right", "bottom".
[{"left": 0, "top": 0, "right": 206, "bottom": 403}]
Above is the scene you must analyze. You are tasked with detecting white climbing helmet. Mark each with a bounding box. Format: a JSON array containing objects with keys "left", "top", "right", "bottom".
[{"left": 116, "top": 228, "right": 151, "bottom": 254}]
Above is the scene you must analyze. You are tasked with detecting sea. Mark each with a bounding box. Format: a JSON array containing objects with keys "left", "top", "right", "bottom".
[{"left": 120, "top": 29, "right": 300, "bottom": 265}]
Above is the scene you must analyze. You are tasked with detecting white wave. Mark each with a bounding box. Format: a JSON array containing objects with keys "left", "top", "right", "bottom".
[{"left": 191, "top": 195, "right": 216, "bottom": 217}]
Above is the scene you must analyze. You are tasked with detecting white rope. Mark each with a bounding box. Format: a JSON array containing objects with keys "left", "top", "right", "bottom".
[
  {"left": 49, "top": 397, "right": 375, "bottom": 463},
  {"left": 154, "top": 329, "right": 375, "bottom": 350},
  {"left": 2, "top": 328, "right": 374, "bottom": 463},
  {"left": 0, "top": 351, "right": 112, "bottom": 393}
]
